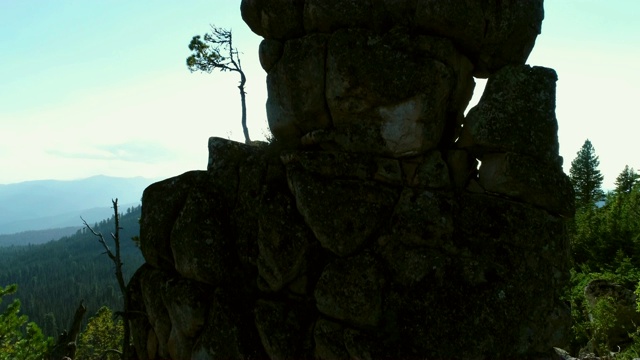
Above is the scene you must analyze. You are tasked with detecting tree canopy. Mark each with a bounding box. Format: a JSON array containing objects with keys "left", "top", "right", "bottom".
[
  {"left": 570, "top": 139, "right": 605, "bottom": 210},
  {"left": 0, "top": 284, "right": 52, "bottom": 360},
  {"left": 187, "top": 25, "right": 251, "bottom": 144},
  {"left": 76, "top": 306, "right": 123, "bottom": 360},
  {"left": 615, "top": 165, "right": 639, "bottom": 194},
  {"left": 566, "top": 162, "right": 640, "bottom": 357}
]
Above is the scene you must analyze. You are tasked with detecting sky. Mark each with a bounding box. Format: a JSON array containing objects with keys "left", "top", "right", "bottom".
[{"left": 0, "top": 1, "right": 638, "bottom": 190}]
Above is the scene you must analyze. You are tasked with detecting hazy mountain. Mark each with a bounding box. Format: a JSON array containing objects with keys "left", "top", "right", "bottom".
[
  {"left": 0, "top": 227, "right": 81, "bottom": 247},
  {"left": 0, "top": 175, "right": 157, "bottom": 235}
]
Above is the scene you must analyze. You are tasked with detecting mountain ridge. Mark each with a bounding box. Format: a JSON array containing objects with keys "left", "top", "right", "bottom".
[{"left": 0, "top": 175, "right": 157, "bottom": 235}]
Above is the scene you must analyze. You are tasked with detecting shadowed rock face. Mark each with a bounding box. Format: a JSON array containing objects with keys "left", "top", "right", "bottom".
[
  {"left": 243, "top": 0, "right": 543, "bottom": 77},
  {"left": 129, "top": 1, "right": 574, "bottom": 359}
]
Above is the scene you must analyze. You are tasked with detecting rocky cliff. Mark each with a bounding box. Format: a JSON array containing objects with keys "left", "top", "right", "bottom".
[{"left": 128, "top": 1, "right": 574, "bottom": 358}]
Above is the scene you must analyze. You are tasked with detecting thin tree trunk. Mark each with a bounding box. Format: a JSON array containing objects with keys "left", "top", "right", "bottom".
[
  {"left": 68, "top": 301, "right": 87, "bottom": 345},
  {"left": 238, "top": 69, "right": 250, "bottom": 144},
  {"left": 83, "top": 199, "right": 133, "bottom": 359},
  {"left": 110, "top": 200, "right": 132, "bottom": 360},
  {"left": 50, "top": 301, "right": 86, "bottom": 360}
]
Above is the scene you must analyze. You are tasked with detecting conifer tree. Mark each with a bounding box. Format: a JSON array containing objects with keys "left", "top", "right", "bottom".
[
  {"left": 570, "top": 139, "right": 605, "bottom": 210},
  {"left": 0, "top": 284, "right": 52, "bottom": 360},
  {"left": 186, "top": 25, "right": 250, "bottom": 144},
  {"left": 614, "top": 165, "right": 639, "bottom": 194},
  {"left": 76, "top": 306, "right": 123, "bottom": 360}
]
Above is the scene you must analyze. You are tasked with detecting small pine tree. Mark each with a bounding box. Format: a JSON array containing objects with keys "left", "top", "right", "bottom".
[
  {"left": 614, "top": 165, "right": 639, "bottom": 194},
  {"left": 76, "top": 306, "right": 123, "bottom": 360},
  {"left": 187, "top": 25, "right": 251, "bottom": 144},
  {"left": 570, "top": 139, "right": 605, "bottom": 210},
  {"left": 0, "top": 284, "right": 52, "bottom": 360}
]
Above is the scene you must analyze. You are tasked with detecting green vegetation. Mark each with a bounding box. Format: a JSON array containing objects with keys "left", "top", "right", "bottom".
[
  {"left": 615, "top": 165, "right": 640, "bottom": 195},
  {"left": 0, "top": 284, "right": 52, "bottom": 360},
  {"left": 567, "top": 140, "right": 640, "bottom": 358},
  {"left": 76, "top": 306, "right": 124, "bottom": 360},
  {"left": 0, "top": 206, "right": 143, "bottom": 338},
  {"left": 570, "top": 139, "right": 605, "bottom": 210}
]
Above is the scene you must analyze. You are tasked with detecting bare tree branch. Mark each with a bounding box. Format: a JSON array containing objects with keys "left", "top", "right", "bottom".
[
  {"left": 82, "top": 199, "right": 132, "bottom": 360},
  {"left": 49, "top": 300, "right": 87, "bottom": 360}
]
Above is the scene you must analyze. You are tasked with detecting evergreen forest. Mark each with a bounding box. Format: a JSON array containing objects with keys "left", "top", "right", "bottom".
[
  {"left": 0, "top": 205, "right": 143, "bottom": 340},
  {"left": 566, "top": 140, "right": 640, "bottom": 358}
]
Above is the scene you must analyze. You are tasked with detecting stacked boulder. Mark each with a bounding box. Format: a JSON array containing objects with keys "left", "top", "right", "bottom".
[{"left": 128, "top": 1, "right": 574, "bottom": 358}]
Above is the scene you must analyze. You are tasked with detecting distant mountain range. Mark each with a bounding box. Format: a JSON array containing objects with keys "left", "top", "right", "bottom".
[
  {"left": 0, "top": 227, "right": 81, "bottom": 246},
  {"left": 0, "top": 175, "right": 158, "bottom": 235}
]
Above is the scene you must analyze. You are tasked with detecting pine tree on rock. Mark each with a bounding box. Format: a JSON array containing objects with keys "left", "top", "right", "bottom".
[
  {"left": 186, "top": 25, "right": 251, "bottom": 144},
  {"left": 614, "top": 165, "right": 639, "bottom": 194},
  {"left": 570, "top": 139, "right": 605, "bottom": 210}
]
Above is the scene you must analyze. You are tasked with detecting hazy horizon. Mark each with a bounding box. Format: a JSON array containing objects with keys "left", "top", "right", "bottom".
[
  {"left": 0, "top": 174, "right": 159, "bottom": 186},
  {"left": 0, "top": 175, "right": 154, "bottom": 234},
  {"left": 2, "top": 1, "right": 639, "bottom": 189}
]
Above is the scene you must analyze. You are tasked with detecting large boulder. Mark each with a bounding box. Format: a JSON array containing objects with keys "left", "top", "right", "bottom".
[
  {"left": 139, "top": 267, "right": 173, "bottom": 359},
  {"left": 383, "top": 188, "right": 455, "bottom": 249},
  {"left": 257, "top": 190, "right": 314, "bottom": 292},
  {"left": 242, "top": 0, "right": 543, "bottom": 76},
  {"left": 455, "top": 193, "right": 570, "bottom": 274},
  {"left": 323, "top": 29, "right": 466, "bottom": 156},
  {"left": 281, "top": 150, "right": 403, "bottom": 185},
  {"left": 266, "top": 34, "right": 331, "bottom": 147},
  {"left": 286, "top": 160, "right": 399, "bottom": 257},
  {"left": 161, "top": 277, "right": 210, "bottom": 339},
  {"left": 254, "top": 299, "right": 314, "bottom": 359},
  {"left": 191, "top": 288, "right": 263, "bottom": 359},
  {"left": 169, "top": 182, "right": 238, "bottom": 286},
  {"left": 314, "top": 318, "right": 350, "bottom": 360},
  {"left": 459, "top": 65, "right": 561, "bottom": 164},
  {"left": 240, "top": 0, "right": 305, "bottom": 40},
  {"left": 415, "top": 0, "right": 544, "bottom": 77},
  {"left": 258, "top": 39, "right": 283, "bottom": 72},
  {"left": 140, "top": 171, "right": 204, "bottom": 270},
  {"left": 207, "top": 137, "right": 269, "bottom": 268},
  {"left": 303, "top": 0, "right": 372, "bottom": 33},
  {"left": 478, "top": 152, "right": 574, "bottom": 217},
  {"left": 314, "top": 253, "right": 385, "bottom": 327}
]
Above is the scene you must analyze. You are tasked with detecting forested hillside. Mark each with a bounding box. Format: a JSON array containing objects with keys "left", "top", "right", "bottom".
[
  {"left": 0, "top": 205, "right": 144, "bottom": 338},
  {"left": 0, "top": 227, "right": 80, "bottom": 247}
]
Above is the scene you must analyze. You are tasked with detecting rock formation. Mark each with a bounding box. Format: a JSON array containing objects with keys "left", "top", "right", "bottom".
[{"left": 128, "top": 1, "right": 574, "bottom": 358}]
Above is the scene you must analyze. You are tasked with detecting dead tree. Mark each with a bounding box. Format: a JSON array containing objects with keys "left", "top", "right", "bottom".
[
  {"left": 82, "top": 199, "right": 132, "bottom": 360},
  {"left": 187, "top": 25, "right": 251, "bottom": 144},
  {"left": 48, "top": 301, "right": 86, "bottom": 360}
]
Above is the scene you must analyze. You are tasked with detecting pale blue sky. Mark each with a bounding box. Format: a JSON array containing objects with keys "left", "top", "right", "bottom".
[{"left": 0, "top": 1, "right": 638, "bottom": 189}]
